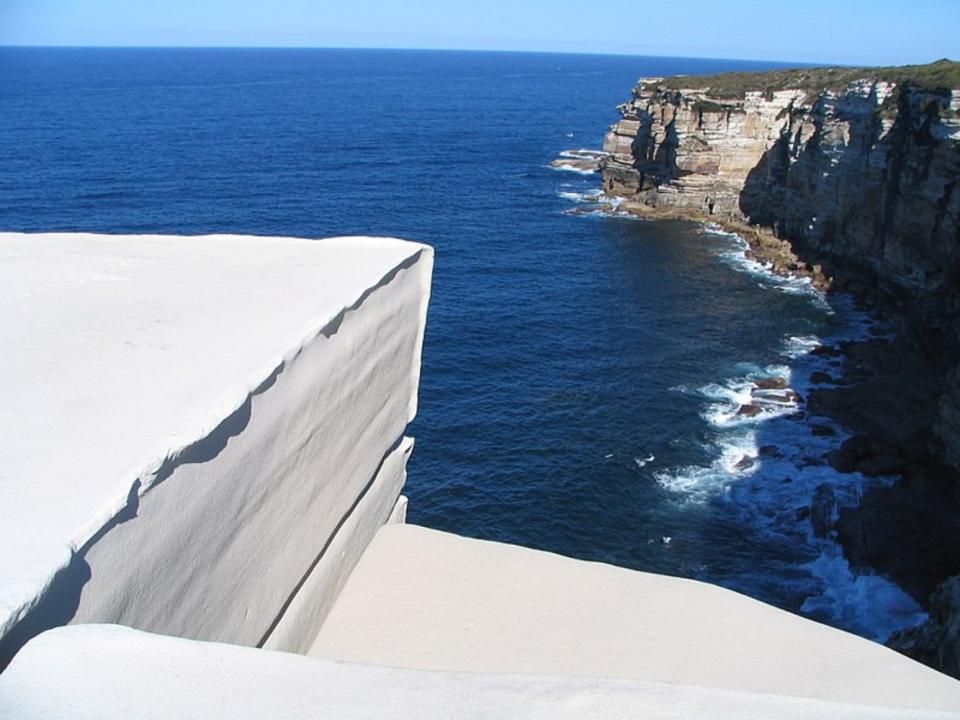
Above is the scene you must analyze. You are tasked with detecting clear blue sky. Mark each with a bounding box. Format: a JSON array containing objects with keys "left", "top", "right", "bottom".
[{"left": 1, "top": 0, "right": 956, "bottom": 66}]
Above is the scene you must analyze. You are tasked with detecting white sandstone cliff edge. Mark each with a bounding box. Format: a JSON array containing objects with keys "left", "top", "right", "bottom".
[{"left": 0, "top": 232, "right": 433, "bottom": 665}]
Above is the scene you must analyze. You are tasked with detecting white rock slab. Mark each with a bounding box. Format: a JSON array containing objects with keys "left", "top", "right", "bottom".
[
  {"left": 0, "top": 233, "right": 432, "bottom": 663},
  {"left": 261, "top": 438, "right": 415, "bottom": 654},
  {"left": 310, "top": 524, "right": 960, "bottom": 712},
  {"left": 2, "top": 624, "right": 956, "bottom": 720}
]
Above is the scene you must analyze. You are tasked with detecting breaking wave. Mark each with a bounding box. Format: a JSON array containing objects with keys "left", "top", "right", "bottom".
[
  {"left": 549, "top": 163, "right": 597, "bottom": 175},
  {"left": 653, "top": 247, "right": 924, "bottom": 641},
  {"left": 703, "top": 225, "right": 831, "bottom": 310},
  {"left": 550, "top": 146, "right": 920, "bottom": 641}
]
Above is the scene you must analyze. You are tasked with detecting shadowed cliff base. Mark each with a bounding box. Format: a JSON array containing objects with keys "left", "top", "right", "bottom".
[{"left": 595, "top": 59, "right": 960, "bottom": 678}]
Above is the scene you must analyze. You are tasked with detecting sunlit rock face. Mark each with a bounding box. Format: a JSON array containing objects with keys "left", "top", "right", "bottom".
[
  {"left": 602, "top": 69, "right": 960, "bottom": 467},
  {"left": 0, "top": 233, "right": 433, "bottom": 666}
]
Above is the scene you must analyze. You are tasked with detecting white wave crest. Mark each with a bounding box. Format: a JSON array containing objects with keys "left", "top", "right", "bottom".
[
  {"left": 549, "top": 163, "right": 597, "bottom": 175},
  {"left": 782, "top": 334, "right": 822, "bottom": 359},
  {"left": 634, "top": 454, "right": 655, "bottom": 469},
  {"left": 800, "top": 545, "right": 927, "bottom": 642},
  {"left": 557, "top": 190, "right": 602, "bottom": 204},
  {"left": 654, "top": 431, "right": 758, "bottom": 501},
  {"left": 706, "top": 227, "right": 830, "bottom": 309}
]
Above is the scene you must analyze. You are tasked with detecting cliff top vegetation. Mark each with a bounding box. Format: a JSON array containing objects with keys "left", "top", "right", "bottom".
[{"left": 648, "top": 59, "right": 960, "bottom": 100}]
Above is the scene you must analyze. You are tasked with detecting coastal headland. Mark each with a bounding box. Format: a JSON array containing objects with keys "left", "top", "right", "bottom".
[{"left": 561, "top": 59, "right": 960, "bottom": 676}]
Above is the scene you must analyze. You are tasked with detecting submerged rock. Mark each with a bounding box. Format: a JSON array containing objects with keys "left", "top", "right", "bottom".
[{"left": 758, "top": 444, "right": 783, "bottom": 459}]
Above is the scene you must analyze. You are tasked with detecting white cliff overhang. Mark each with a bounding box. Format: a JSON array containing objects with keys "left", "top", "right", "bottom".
[{"left": 0, "top": 232, "right": 433, "bottom": 665}]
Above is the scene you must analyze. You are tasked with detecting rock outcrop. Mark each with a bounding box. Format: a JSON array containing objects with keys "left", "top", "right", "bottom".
[{"left": 601, "top": 61, "right": 960, "bottom": 472}]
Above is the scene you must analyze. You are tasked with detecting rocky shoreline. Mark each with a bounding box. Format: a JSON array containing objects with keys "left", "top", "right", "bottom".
[
  {"left": 617, "top": 202, "right": 835, "bottom": 293},
  {"left": 655, "top": 203, "right": 960, "bottom": 677},
  {"left": 555, "top": 58, "right": 960, "bottom": 677}
]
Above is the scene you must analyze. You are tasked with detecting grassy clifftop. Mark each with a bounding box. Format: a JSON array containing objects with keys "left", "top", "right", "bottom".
[{"left": 649, "top": 59, "right": 960, "bottom": 100}]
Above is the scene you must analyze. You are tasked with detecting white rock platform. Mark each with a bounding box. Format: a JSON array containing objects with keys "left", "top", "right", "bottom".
[
  {"left": 309, "top": 524, "right": 960, "bottom": 713},
  {"left": 0, "top": 232, "right": 433, "bottom": 664},
  {"left": 3, "top": 623, "right": 958, "bottom": 720}
]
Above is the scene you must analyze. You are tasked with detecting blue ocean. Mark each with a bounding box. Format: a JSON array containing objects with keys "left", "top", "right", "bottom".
[{"left": 0, "top": 48, "right": 924, "bottom": 642}]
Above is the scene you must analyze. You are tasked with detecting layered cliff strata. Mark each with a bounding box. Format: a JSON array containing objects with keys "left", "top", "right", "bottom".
[
  {"left": 601, "top": 60, "right": 960, "bottom": 467},
  {"left": 599, "top": 60, "right": 960, "bottom": 674}
]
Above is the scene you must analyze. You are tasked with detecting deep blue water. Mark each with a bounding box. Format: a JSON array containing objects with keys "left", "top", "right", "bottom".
[{"left": 0, "top": 48, "right": 925, "bottom": 642}]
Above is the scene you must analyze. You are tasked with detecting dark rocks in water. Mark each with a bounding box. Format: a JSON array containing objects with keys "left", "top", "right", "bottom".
[
  {"left": 836, "top": 370, "right": 869, "bottom": 386},
  {"left": 857, "top": 455, "right": 904, "bottom": 477},
  {"left": 758, "top": 444, "right": 783, "bottom": 459},
  {"left": 826, "top": 449, "right": 856, "bottom": 474},
  {"left": 810, "top": 345, "right": 842, "bottom": 358},
  {"left": 849, "top": 433, "right": 901, "bottom": 459},
  {"left": 810, "top": 371, "right": 835, "bottom": 384},
  {"left": 754, "top": 377, "right": 788, "bottom": 390},
  {"left": 811, "top": 424, "right": 836, "bottom": 437},
  {"left": 760, "top": 391, "right": 803, "bottom": 404},
  {"left": 841, "top": 434, "right": 875, "bottom": 459},
  {"left": 810, "top": 483, "right": 837, "bottom": 538},
  {"left": 822, "top": 434, "right": 907, "bottom": 477},
  {"left": 836, "top": 465, "right": 960, "bottom": 604},
  {"left": 889, "top": 576, "right": 960, "bottom": 680},
  {"left": 736, "top": 404, "right": 763, "bottom": 417},
  {"left": 735, "top": 455, "right": 756, "bottom": 470}
]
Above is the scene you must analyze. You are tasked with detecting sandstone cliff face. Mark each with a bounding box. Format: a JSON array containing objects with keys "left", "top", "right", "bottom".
[{"left": 602, "top": 73, "right": 960, "bottom": 466}]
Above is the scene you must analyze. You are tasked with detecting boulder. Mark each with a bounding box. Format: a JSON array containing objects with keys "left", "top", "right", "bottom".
[
  {"left": 754, "top": 377, "right": 788, "bottom": 390},
  {"left": 736, "top": 404, "right": 763, "bottom": 417}
]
